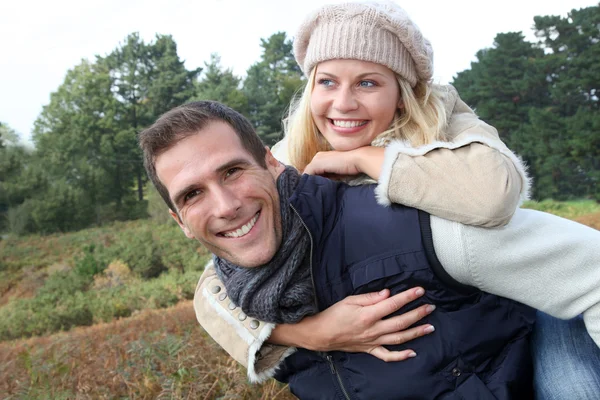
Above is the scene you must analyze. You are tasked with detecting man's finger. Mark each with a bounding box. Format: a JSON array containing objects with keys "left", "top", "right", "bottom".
[
  {"left": 362, "top": 287, "right": 426, "bottom": 320},
  {"left": 368, "top": 346, "right": 417, "bottom": 362}
]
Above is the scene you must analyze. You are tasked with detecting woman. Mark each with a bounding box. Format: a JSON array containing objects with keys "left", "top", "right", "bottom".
[{"left": 194, "top": 1, "right": 599, "bottom": 397}]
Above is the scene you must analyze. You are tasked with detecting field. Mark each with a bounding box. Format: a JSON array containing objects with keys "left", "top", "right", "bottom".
[{"left": 0, "top": 199, "right": 598, "bottom": 398}]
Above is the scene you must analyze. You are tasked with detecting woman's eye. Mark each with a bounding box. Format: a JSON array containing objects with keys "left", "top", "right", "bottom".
[
  {"left": 359, "top": 80, "right": 376, "bottom": 88},
  {"left": 317, "top": 79, "right": 335, "bottom": 87}
]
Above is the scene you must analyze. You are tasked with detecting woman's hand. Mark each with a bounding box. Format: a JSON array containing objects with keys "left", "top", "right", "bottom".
[
  {"left": 303, "top": 146, "right": 385, "bottom": 180},
  {"left": 269, "top": 287, "right": 436, "bottom": 362}
]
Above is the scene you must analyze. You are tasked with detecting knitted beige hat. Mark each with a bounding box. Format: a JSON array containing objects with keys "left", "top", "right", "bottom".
[{"left": 294, "top": 1, "right": 433, "bottom": 87}]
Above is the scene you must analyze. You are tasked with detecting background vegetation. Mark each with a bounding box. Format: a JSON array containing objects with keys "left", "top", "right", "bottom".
[
  {"left": 1, "top": 5, "right": 599, "bottom": 237},
  {"left": 0, "top": 4, "right": 598, "bottom": 399}
]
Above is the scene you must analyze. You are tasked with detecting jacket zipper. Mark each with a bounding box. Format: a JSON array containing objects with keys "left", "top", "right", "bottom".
[
  {"left": 290, "top": 204, "right": 351, "bottom": 400},
  {"left": 289, "top": 204, "right": 319, "bottom": 310},
  {"left": 326, "top": 354, "right": 352, "bottom": 400}
]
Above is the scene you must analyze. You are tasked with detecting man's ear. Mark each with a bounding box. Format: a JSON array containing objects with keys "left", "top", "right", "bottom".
[
  {"left": 169, "top": 209, "right": 195, "bottom": 239},
  {"left": 265, "top": 146, "right": 284, "bottom": 173}
]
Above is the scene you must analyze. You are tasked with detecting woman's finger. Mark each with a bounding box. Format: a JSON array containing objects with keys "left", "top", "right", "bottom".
[
  {"left": 372, "top": 303, "right": 436, "bottom": 336},
  {"left": 374, "top": 323, "right": 435, "bottom": 346},
  {"left": 359, "top": 287, "right": 427, "bottom": 322},
  {"left": 368, "top": 346, "right": 417, "bottom": 362}
]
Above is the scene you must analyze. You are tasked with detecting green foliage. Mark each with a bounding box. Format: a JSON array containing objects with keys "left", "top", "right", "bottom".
[
  {"left": 453, "top": 4, "right": 599, "bottom": 200},
  {"left": 243, "top": 32, "right": 304, "bottom": 145},
  {"left": 36, "top": 271, "right": 92, "bottom": 303},
  {"left": 0, "top": 269, "right": 201, "bottom": 341},
  {"left": 106, "top": 229, "right": 166, "bottom": 279},
  {"left": 73, "top": 244, "right": 103, "bottom": 277},
  {"left": 194, "top": 53, "right": 249, "bottom": 113},
  {"left": 146, "top": 183, "right": 173, "bottom": 224},
  {"left": 1, "top": 34, "right": 201, "bottom": 236},
  {"left": 0, "top": 214, "right": 209, "bottom": 341},
  {"left": 522, "top": 199, "right": 600, "bottom": 220},
  {"left": 6, "top": 201, "right": 35, "bottom": 236},
  {"left": 0, "top": 123, "right": 33, "bottom": 232}
]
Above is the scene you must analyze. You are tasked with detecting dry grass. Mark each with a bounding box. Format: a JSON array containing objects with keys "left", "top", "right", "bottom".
[
  {"left": 576, "top": 211, "right": 600, "bottom": 230},
  {"left": 0, "top": 301, "right": 295, "bottom": 399}
]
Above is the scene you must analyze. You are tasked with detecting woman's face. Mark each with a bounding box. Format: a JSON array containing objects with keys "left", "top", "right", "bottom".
[{"left": 310, "top": 59, "right": 401, "bottom": 151}]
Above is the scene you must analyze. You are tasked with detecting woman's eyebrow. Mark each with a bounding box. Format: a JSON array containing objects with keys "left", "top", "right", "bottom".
[{"left": 316, "top": 71, "right": 387, "bottom": 79}]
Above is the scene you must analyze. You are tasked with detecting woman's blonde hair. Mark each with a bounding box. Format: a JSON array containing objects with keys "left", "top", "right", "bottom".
[{"left": 285, "top": 68, "right": 449, "bottom": 172}]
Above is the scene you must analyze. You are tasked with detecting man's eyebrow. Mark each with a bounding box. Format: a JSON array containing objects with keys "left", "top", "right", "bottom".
[
  {"left": 171, "top": 158, "right": 253, "bottom": 208},
  {"left": 216, "top": 158, "right": 253, "bottom": 174}
]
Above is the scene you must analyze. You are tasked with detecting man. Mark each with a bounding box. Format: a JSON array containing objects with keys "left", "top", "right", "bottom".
[{"left": 139, "top": 101, "right": 600, "bottom": 399}]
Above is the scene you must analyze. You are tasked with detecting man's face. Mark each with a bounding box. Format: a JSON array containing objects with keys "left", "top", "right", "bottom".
[{"left": 155, "top": 121, "right": 284, "bottom": 267}]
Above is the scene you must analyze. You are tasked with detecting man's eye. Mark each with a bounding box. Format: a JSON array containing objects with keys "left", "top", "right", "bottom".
[
  {"left": 184, "top": 189, "right": 202, "bottom": 202},
  {"left": 225, "top": 167, "right": 241, "bottom": 177}
]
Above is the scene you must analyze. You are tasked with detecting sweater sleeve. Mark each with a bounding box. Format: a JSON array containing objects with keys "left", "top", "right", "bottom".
[
  {"left": 431, "top": 209, "right": 600, "bottom": 348},
  {"left": 193, "top": 261, "right": 296, "bottom": 383},
  {"left": 375, "top": 88, "right": 530, "bottom": 228}
]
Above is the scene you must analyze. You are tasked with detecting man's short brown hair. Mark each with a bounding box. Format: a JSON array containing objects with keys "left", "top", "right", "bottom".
[{"left": 139, "top": 101, "right": 267, "bottom": 212}]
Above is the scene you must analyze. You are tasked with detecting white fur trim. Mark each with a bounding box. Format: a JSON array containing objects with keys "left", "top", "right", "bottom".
[
  {"left": 375, "top": 134, "right": 531, "bottom": 206},
  {"left": 375, "top": 140, "right": 412, "bottom": 206},
  {"left": 202, "top": 287, "right": 296, "bottom": 384},
  {"left": 247, "top": 332, "right": 297, "bottom": 383}
]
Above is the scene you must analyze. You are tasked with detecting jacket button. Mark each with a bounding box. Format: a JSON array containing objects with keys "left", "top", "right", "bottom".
[
  {"left": 211, "top": 285, "right": 221, "bottom": 294},
  {"left": 228, "top": 302, "right": 237, "bottom": 310},
  {"left": 218, "top": 293, "right": 227, "bottom": 301},
  {"left": 250, "top": 320, "right": 260, "bottom": 329},
  {"left": 238, "top": 312, "right": 247, "bottom": 321},
  {"left": 452, "top": 368, "right": 461, "bottom": 377}
]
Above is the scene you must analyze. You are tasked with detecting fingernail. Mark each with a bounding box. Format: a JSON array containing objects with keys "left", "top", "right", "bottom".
[
  {"left": 415, "top": 288, "right": 425, "bottom": 296},
  {"left": 426, "top": 305, "right": 436, "bottom": 313},
  {"left": 424, "top": 325, "right": 435, "bottom": 334},
  {"left": 379, "top": 289, "right": 387, "bottom": 296},
  {"left": 408, "top": 351, "right": 417, "bottom": 358}
]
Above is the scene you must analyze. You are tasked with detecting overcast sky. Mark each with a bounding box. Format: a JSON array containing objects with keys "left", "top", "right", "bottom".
[{"left": 1, "top": 0, "right": 597, "bottom": 144}]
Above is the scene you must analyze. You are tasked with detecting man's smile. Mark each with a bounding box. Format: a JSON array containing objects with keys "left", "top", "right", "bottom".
[{"left": 220, "top": 212, "right": 260, "bottom": 238}]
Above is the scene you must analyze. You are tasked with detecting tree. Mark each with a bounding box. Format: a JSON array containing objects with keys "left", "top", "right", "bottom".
[
  {"left": 242, "top": 32, "right": 304, "bottom": 145},
  {"left": 0, "top": 123, "right": 32, "bottom": 232},
  {"left": 453, "top": 32, "right": 548, "bottom": 153},
  {"left": 453, "top": 5, "right": 599, "bottom": 200},
  {"left": 194, "top": 53, "right": 248, "bottom": 114},
  {"left": 103, "top": 33, "right": 201, "bottom": 202},
  {"left": 27, "top": 33, "right": 202, "bottom": 233}
]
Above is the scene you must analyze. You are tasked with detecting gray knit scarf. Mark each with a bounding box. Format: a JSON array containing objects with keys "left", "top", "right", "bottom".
[{"left": 213, "top": 166, "right": 317, "bottom": 324}]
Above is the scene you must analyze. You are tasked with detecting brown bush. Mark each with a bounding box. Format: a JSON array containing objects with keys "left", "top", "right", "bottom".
[{"left": 0, "top": 301, "right": 295, "bottom": 399}]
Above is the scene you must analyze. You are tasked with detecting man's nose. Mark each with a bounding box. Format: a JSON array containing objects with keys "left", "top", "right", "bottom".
[
  {"left": 213, "top": 187, "right": 242, "bottom": 220},
  {"left": 333, "top": 86, "right": 359, "bottom": 113}
]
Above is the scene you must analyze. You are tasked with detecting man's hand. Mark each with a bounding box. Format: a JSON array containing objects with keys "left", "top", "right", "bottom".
[
  {"left": 303, "top": 147, "right": 385, "bottom": 180},
  {"left": 269, "top": 288, "right": 435, "bottom": 362}
]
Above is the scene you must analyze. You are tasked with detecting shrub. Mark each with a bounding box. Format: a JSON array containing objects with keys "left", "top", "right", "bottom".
[
  {"left": 0, "top": 269, "right": 200, "bottom": 341},
  {"left": 93, "top": 259, "right": 133, "bottom": 289},
  {"left": 74, "top": 244, "right": 103, "bottom": 278},
  {"left": 146, "top": 184, "right": 173, "bottom": 225},
  {"left": 7, "top": 201, "right": 36, "bottom": 236}
]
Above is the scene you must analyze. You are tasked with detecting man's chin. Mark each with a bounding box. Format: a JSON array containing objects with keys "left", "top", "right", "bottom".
[{"left": 213, "top": 248, "right": 276, "bottom": 268}]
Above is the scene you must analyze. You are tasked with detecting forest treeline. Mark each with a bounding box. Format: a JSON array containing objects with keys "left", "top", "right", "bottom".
[{"left": 0, "top": 5, "right": 598, "bottom": 235}]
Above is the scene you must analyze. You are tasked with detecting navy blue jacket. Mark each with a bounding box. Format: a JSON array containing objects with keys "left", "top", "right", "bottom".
[{"left": 275, "top": 174, "right": 535, "bottom": 400}]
